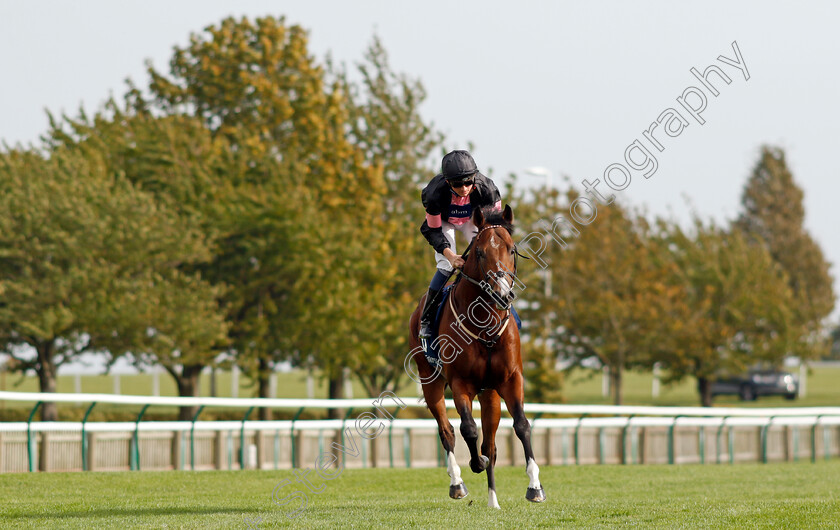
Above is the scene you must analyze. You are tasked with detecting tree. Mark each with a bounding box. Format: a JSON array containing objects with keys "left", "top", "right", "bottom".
[
  {"left": 46, "top": 106, "right": 233, "bottom": 419},
  {"left": 136, "top": 15, "right": 389, "bottom": 410},
  {"left": 0, "top": 146, "right": 223, "bottom": 420},
  {"left": 735, "top": 146, "right": 835, "bottom": 356},
  {"left": 830, "top": 323, "right": 840, "bottom": 361},
  {"left": 331, "top": 36, "right": 444, "bottom": 396},
  {"left": 505, "top": 174, "right": 565, "bottom": 395},
  {"left": 532, "top": 191, "right": 679, "bottom": 405},
  {"left": 522, "top": 341, "right": 565, "bottom": 403},
  {"left": 655, "top": 219, "right": 797, "bottom": 406}
]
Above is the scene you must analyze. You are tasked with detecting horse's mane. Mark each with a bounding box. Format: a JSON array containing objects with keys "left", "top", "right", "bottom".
[{"left": 479, "top": 207, "right": 514, "bottom": 236}]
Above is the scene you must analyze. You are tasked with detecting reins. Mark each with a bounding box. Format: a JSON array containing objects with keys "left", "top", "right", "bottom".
[{"left": 449, "top": 225, "right": 519, "bottom": 349}]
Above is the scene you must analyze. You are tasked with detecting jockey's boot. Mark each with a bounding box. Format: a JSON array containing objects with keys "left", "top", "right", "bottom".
[{"left": 418, "top": 288, "right": 442, "bottom": 340}]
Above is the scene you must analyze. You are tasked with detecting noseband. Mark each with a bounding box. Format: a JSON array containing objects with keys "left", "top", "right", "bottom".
[{"left": 448, "top": 224, "right": 528, "bottom": 349}]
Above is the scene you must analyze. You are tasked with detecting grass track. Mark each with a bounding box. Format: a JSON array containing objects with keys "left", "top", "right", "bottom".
[{"left": 1, "top": 461, "right": 838, "bottom": 528}]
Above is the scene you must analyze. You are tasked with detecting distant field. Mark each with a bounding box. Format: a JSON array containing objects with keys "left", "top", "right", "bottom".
[
  {"left": 560, "top": 365, "right": 840, "bottom": 408},
  {"left": 2, "top": 365, "right": 839, "bottom": 416},
  {"left": 1, "top": 461, "right": 838, "bottom": 528}
]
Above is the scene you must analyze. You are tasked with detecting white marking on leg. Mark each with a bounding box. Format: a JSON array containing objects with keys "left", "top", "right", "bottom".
[
  {"left": 526, "top": 457, "right": 542, "bottom": 489},
  {"left": 488, "top": 488, "right": 500, "bottom": 509},
  {"left": 447, "top": 452, "right": 463, "bottom": 486}
]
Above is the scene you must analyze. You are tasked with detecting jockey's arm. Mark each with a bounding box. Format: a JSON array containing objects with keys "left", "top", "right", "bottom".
[{"left": 442, "top": 248, "right": 465, "bottom": 269}]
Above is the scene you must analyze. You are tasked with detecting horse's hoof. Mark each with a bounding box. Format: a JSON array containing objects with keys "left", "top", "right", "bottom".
[
  {"left": 526, "top": 487, "right": 546, "bottom": 503},
  {"left": 449, "top": 482, "right": 469, "bottom": 499},
  {"left": 470, "top": 455, "right": 489, "bottom": 474}
]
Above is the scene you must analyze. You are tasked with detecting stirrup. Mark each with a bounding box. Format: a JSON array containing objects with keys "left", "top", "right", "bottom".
[
  {"left": 419, "top": 320, "right": 432, "bottom": 353},
  {"left": 419, "top": 319, "right": 433, "bottom": 339}
]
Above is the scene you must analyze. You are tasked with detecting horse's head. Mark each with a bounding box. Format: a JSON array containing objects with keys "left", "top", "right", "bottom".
[{"left": 467, "top": 205, "right": 518, "bottom": 310}]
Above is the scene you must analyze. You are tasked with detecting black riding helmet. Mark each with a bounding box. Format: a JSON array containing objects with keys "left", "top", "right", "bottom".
[{"left": 442, "top": 150, "right": 478, "bottom": 182}]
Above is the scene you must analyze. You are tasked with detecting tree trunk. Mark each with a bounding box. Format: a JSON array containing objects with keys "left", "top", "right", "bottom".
[
  {"left": 327, "top": 373, "right": 344, "bottom": 419},
  {"left": 210, "top": 366, "right": 217, "bottom": 398},
  {"left": 37, "top": 343, "right": 58, "bottom": 422},
  {"left": 257, "top": 357, "right": 272, "bottom": 421},
  {"left": 697, "top": 376, "right": 713, "bottom": 407},
  {"left": 175, "top": 365, "right": 203, "bottom": 421},
  {"left": 611, "top": 365, "right": 623, "bottom": 406}
]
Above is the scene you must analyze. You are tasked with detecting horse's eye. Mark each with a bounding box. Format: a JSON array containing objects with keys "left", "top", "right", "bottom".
[{"left": 476, "top": 249, "right": 485, "bottom": 259}]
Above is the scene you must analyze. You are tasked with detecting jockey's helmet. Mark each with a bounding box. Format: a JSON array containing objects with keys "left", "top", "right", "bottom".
[{"left": 442, "top": 150, "right": 478, "bottom": 182}]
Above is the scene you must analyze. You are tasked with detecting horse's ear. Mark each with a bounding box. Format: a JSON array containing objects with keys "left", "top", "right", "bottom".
[
  {"left": 472, "top": 206, "right": 485, "bottom": 228},
  {"left": 503, "top": 204, "right": 514, "bottom": 225}
]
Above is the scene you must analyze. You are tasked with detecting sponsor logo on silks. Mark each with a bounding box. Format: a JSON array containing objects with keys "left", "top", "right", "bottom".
[{"left": 449, "top": 204, "right": 471, "bottom": 219}]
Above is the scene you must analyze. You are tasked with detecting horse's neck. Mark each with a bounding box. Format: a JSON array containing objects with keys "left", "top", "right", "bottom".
[{"left": 451, "top": 261, "right": 505, "bottom": 317}]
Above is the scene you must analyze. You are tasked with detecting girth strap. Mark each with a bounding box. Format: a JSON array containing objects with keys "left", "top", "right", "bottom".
[{"left": 448, "top": 288, "right": 511, "bottom": 347}]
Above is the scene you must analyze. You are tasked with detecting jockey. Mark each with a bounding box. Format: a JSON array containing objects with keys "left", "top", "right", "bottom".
[{"left": 418, "top": 150, "right": 502, "bottom": 339}]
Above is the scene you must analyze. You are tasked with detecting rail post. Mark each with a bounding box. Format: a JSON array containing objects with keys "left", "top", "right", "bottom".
[
  {"left": 760, "top": 416, "right": 777, "bottom": 464},
  {"left": 240, "top": 406, "right": 255, "bottom": 469},
  {"left": 388, "top": 408, "right": 401, "bottom": 468},
  {"left": 131, "top": 404, "right": 150, "bottom": 471},
  {"left": 26, "top": 401, "right": 42, "bottom": 472},
  {"left": 404, "top": 429, "right": 412, "bottom": 468},
  {"left": 811, "top": 415, "right": 824, "bottom": 463},
  {"left": 823, "top": 421, "right": 832, "bottom": 462},
  {"left": 668, "top": 415, "right": 685, "bottom": 465},
  {"left": 621, "top": 415, "right": 636, "bottom": 465},
  {"left": 289, "top": 407, "right": 305, "bottom": 468},
  {"left": 715, "top": 417, "right": 730, "bottom": 464},
  {"left": 190, "top": 405, "right": 205, "bottom": 471},
  {"left": 337, "top": 407, "right": 355, "bottom": 468},
  {"left": 81, "top": 402, "right": 97, "bottom": 471},
  {"left": 574, "top": 414, "right": 589, "bottom": 465},
  {"left": 728, "top": 420, "right": 736, "bottom": 464}
]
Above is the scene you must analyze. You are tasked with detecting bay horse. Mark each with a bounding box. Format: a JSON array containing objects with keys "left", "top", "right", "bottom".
[{"left": 408, "top": 204, "right": 546, "bottom": 509}]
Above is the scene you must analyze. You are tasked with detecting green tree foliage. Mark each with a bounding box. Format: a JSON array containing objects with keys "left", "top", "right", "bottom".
[
  {"left": 528, "top": 191, "right": 679, "bottom": 405},
  {"left": 45, "top": 106, "right": 231, "bottom": 419},
  {"left": 332, "top": 36, "right": 444, "bottom": 396},
  {"left": 133, "top": 16, "right": 437, "bottom": 410},
  {"left": 735, "top": 146, "right": 835, "bottom": 355},
  {"left": 133, "top": 15, "right": 360, "bottom": 407},
  {"left": 505, "top": 177, "right": 565, "bottom": 399},
  {"left": 0, "top": 146, "right": 224, "bottom": 420},
  {"left": 655, "top": 219, "right": 797, "bottom": 406},
  {"left": 829, "top": 323, "right": 840, "bottom": 361},
  {"left": 522, "top": 340, "right": 565, "bottom": 403}
]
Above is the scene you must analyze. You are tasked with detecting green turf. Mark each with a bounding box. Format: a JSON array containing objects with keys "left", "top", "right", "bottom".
[
  {"left": 1, "top": 461, "right": 838, "bottom": 528},
  {"left": 560, "top": 366, "right": 840, "bottom": 408}
]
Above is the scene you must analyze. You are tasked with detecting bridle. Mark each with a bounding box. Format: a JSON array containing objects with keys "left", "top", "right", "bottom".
[
  {"left": 457, "top": 224, "right": 528, "bottom": 311},
  {"left": 448, "top": 224, "right": 530, "bottom": 349}
]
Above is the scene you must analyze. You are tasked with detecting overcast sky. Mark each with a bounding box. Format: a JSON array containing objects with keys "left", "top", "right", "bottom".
[{"left": 1, "top": 1, "right": 838, "bottom": 346}]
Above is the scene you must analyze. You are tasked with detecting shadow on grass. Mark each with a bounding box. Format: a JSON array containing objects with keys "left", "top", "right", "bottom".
[{"left": 1, "top": 506, "right": 249, "bottom": 520}]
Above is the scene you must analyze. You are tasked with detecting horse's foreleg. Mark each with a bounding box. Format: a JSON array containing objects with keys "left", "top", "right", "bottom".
[
  {"left": 498, "top": 374, "right": 546, "bottom": 503},
  {"left": 479, "top": 389, "right": 501, "bottom": 509},
  {"left": 451, "top": 380, "right": 485, "bottom": 474},
  {"left": 423, "top": 377, "right": 468, "bottom": 499}
]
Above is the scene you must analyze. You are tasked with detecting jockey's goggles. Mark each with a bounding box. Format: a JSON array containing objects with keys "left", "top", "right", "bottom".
[{"left": 449, "top": 178, "right": 475, "bottom": 188}]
